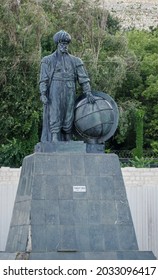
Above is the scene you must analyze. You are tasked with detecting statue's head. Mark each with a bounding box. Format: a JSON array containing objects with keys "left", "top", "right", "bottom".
[{"left": 53, "top": 30, "right": 71, "bottom": 53}]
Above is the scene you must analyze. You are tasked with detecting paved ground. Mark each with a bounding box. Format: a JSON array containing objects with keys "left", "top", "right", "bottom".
[{"left": 100, "top": 0, "right": 158, "bottom": 30}]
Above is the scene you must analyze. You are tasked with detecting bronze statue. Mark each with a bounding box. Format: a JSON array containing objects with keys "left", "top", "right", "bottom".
[{"left": 39, "top": 30, "right": 95, "bottom": 142}]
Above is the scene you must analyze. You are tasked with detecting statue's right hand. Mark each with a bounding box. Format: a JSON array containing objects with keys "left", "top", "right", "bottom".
[
  {"left": 40, "top": 95, "right": 48, "bottom": 105},
  {"left": 86, "top": 92, "right": 95, "bottom": 104}
]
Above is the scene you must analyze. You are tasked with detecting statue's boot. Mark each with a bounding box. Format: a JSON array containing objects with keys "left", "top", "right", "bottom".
[
  {"left": 64, "top": 133, "right": 72, "bottom": 141},
  {"left": 51, "top": 133, "right": 59, "bottom": 142}
]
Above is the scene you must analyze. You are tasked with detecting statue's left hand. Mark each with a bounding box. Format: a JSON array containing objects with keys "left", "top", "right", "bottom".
[{"left": 86, "top": 92, "right": 95, "bottom": 104}]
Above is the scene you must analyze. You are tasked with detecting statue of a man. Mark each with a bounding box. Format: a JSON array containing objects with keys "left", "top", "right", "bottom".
[{"left": 39, "top": 30, "right": 94, "bottom": 142}]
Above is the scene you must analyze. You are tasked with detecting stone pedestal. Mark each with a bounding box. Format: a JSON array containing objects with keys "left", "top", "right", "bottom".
[{"left": 2, "top": 145, "right": 156, "bottom": 260}]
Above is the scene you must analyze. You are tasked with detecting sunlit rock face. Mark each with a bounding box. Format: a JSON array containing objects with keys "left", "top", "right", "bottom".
[{"left": 100, "top": 0, "right": 158, "bottom": 30}]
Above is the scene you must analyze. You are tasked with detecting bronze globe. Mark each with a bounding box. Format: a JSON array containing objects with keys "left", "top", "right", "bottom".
[{"left": 74, "top": 91, "right": 119, "bottom": 143}]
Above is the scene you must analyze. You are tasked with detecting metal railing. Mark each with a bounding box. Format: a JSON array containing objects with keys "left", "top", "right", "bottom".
[{"left": 110, "top": 150, "right": 158, "bottom": 167}]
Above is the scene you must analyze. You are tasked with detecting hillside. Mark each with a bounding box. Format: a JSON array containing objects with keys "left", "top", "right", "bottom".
[{"left": 101, "top": 0, "right": 158, "bottom": 29}]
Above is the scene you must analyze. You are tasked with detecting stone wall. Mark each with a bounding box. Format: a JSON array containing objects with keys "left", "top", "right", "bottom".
[
  {"left": 122, "top": 167, "right": 158, "bottom": 259},
  {"left": 0, "top": 167, "right": 21, "bottom": 187},
  {"left": 1, "top": 166, "right": 158, "bottom": 189},
  {"left": 122, "top": 167, "right": 158, "bottom": 188},
  {"left": 0, "top": 167, "right": 21, "bottom": 251}
]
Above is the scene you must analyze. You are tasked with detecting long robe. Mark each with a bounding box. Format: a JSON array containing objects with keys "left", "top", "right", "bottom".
[{"left": 39, "top": 50, "right": 91, "bottom": 142}]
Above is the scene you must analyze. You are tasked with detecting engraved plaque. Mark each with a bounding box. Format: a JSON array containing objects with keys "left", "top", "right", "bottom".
[{"left": 73, "top": 186, "right": 86, "bottom": 192}]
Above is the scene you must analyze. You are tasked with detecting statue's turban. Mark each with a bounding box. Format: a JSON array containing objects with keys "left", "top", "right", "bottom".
[{"left": 53, "top": 30, "right": 71, "bottom": 44}]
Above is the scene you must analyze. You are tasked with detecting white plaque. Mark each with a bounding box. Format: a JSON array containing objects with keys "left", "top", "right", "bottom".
[{"left": 73, "top": 186, "right": 86, "bottom": 192}]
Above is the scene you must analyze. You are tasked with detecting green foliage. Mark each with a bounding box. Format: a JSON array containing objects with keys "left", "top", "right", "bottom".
[
  {"left": 0, "top": 138, "right": 32, "bottom": 168},
  {"left": 114, "top": 100, "right": 140, "bottom": 146},
  {"left": 127, "top": 29, "right": 158, "bottom": 148},
  {"left": 133, "top": 109, "right": 145, "bottom": 158},
  {"left": 0, "top": 0, "right": 48, "bottom": 166},
  {"left": 129, "top": 156, "right": 154, "bottom": 168},
  {"left": 106, "top": 13, "right": 120, "bottom": 35},
  {"left": 151, "top": 141, "right": 158, "bottom": 154},
  {"left": 121, "top": 156, "right": 157, "bottom": 168},
  {"left": 0, "top": 0, "right": 158, "bottom": 166}
]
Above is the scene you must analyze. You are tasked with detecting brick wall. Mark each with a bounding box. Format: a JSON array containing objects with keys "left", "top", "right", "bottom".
[
  {"left": 122, "top": 167, "right": 158, "bottom": 187},
  {"left": 0, "top": 167, "right": 21, "bottom": 187}
]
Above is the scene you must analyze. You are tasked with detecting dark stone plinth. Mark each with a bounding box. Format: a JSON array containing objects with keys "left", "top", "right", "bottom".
[
  {"left": 4, "top": 151, "right": 156, "bottom": 260},
  {"left": 86, "top": 143, "right": 105, "bottom": 153},
  {"left": 29, "top": 251, "right": 156, "bottom": 260},
  {"left": 34, "top": 141, "right": 105, "bottom": 154},
  {"left": 0, "top": 253, "right": 17, "bottom": 260},
  {"left": 0, "top": 251, "right": 156, "bottom": 260},
  {"left": 34, "top": 141, "right": 86, "bottom": 153}
]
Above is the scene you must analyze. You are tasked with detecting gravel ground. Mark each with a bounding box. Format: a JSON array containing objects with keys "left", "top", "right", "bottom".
[{"left": 100, "top": 0, "right": 158, "bottom": 30}]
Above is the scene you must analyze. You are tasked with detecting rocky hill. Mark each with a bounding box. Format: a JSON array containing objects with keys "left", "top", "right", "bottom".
[{"left": 101, "top": 0, "right": 158, "bottom": 30}]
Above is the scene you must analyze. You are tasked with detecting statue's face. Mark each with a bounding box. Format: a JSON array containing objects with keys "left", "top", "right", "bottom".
[{"left": 58, "top": 42, "right": 69, "bottom": 53}]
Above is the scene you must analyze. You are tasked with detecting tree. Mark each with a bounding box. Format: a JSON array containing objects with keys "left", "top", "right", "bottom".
[
  {"left": 0, "top": 0, "right": 49, "bottom": 166},
  {"left": 2, "top": 0, "right": 156, "bottom": 166},
  {"left": 127, "top": 29, "right": 158, "bottom": 149},
  {"left": 133, "top": 109, "right": 145, "bottom": 158}
]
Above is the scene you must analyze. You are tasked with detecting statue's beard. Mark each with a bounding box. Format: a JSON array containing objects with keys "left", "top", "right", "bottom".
[
  {"left": 60, "top": 48, "right": 68, "bottom": 53},
  {"left": 58, "top": 44, "right": 68, "bottom": 54}
]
